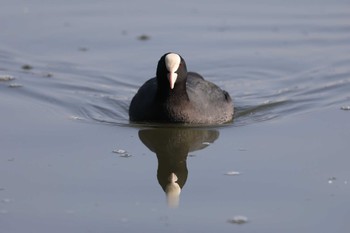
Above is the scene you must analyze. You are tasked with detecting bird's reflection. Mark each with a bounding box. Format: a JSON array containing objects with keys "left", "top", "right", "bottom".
[{"left": 138, "top": 127, "right": 219, "bottom": 208}]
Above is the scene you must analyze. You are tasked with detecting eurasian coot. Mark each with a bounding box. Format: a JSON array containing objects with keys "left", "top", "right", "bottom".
[{"left": 129, "top": 52, "right": 233, "bottom": 124}]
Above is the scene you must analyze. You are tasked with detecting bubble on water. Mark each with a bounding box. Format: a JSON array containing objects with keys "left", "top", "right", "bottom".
[
  {"left": 0, "top": 75, "right": 15, "bottom": 81},
  {"left": 113, "top": 149, "right": 127, "bottom": 154},
  {"left": 69, "top": 115, "right": 83, "bottom": 121},
  {"left": 113, "top": 149, "right": 132, "bottom": 158},
  {"left": 8, "top": 83, "right": 22, "bottom": 88},
  {"left": 225, "top": 171, "right": 241, "bottom": 176},
  {"left": 328, "top": 177, "right": 336, "bottom": 184},
  {"left": 227, "top": 215, "right": 248, "bottom": 224},
  {"left": 340, "top": 106, "right": 350, "bottom": 111}
]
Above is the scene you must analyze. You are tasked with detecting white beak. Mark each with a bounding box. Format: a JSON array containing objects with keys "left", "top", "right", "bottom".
[
  {"left": 168, "top": 72, "right": 178, "bottom": 89},
  {"left": 165, "top": 53, "right": 181, "bottom": 89}
]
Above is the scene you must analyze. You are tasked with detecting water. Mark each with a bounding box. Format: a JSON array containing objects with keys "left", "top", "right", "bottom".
[{"left": 1, "top": 0, "right": 350, "bottom": 232}]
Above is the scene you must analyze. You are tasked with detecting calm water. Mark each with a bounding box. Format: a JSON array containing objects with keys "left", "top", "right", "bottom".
[{"left": 1, "top": 0, "right": 350, "bottom": 232}]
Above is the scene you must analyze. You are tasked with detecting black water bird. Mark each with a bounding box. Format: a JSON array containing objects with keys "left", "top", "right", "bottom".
[{"left": 129, "top": 52, "right": 233, "bottom": 124}]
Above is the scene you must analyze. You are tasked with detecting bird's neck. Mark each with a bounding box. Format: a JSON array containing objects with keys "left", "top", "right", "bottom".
[{"left": 158, "top": 80, "right": 188, "bottom": 101}]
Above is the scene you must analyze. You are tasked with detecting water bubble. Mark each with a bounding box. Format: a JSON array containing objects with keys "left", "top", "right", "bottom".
[
  {"left": 8, "top": 83, "right": 22, "bottom": 88},
  {"left": 224, "top": 171, "right": 241, "bottom": 176},
  {"left": 69, "top": 115, "right": 83, "bottom": 121},
  {"left": 227, "top": 215, "right": 248, "bottom": 224},
  {"left": 113, "top": 149, "right": 132, "bottom": 158},
  {"left": 0, "top": 75, "right": 15, "bottom": 81},
  {"left": 113, "top": 149, "right": 127, "bottom": 154},
  {"left": 328, "top": 177, "right": 336, "bottom": 184},
  {"left": 340, "top": 106, "right": 350, "bottom": 111},
  {"left": 120, "top": 153, "right": 132, "bottom": 158}
]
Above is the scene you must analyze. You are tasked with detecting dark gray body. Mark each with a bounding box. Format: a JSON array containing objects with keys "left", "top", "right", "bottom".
[{"left": 129, "top": 72, "right": 234, "bottom": 124}]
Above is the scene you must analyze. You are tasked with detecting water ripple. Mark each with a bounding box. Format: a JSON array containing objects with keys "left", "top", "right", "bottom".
[{"left": 1, "top": 48, "right": 350, "bottom": 127}]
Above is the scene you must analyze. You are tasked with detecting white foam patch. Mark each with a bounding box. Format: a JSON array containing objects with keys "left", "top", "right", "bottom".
[{"left": 165, "top": 53, "right": 181, "bottom": 73}]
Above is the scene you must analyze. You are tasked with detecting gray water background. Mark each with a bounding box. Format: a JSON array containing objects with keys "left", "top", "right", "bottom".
[{"left": 1, "top": 0, "right": 350, "bottom": 232}]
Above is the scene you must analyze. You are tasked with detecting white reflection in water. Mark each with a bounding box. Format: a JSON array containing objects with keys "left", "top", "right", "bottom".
[{"left": 138, "top": 127, "right": 219, "bottom": 208}]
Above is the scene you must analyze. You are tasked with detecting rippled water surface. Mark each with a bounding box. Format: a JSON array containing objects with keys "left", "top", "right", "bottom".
[{"left": 1, "top": 0, "right": 350, "bottom": 232}]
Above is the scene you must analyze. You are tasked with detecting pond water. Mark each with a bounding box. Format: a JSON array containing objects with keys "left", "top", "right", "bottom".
[{"left": 1, "top": 0, "right": 350, "bottom": 232}]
